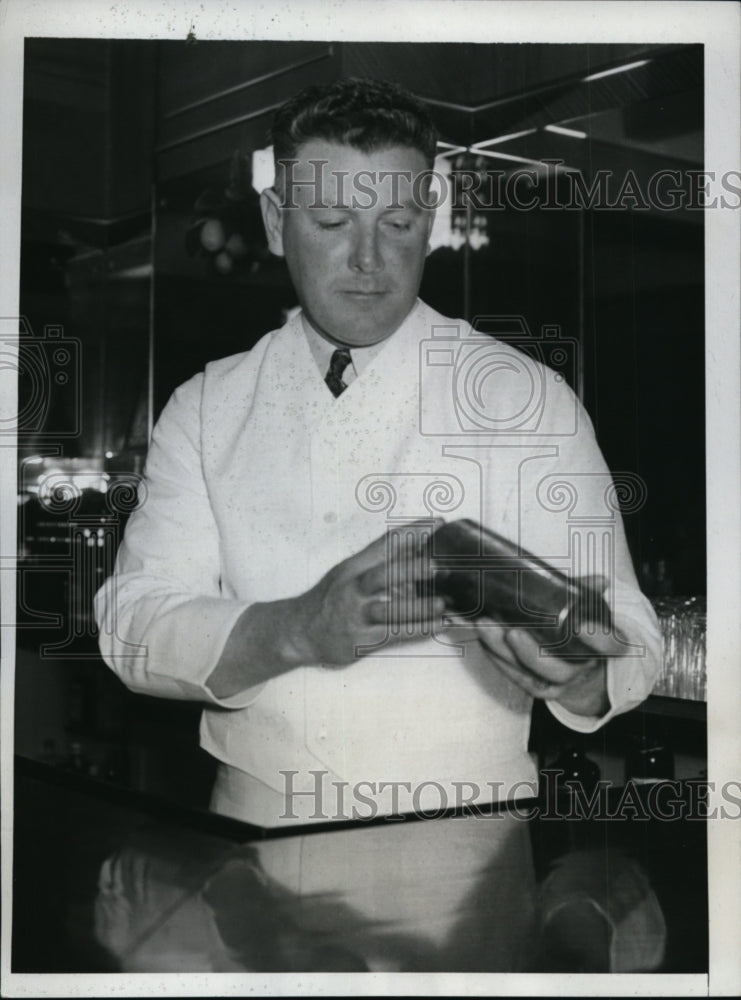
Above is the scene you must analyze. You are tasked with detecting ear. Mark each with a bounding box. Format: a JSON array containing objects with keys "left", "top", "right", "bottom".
[{"left": 260, "top": 187, "right": 285, "bottom": 257}]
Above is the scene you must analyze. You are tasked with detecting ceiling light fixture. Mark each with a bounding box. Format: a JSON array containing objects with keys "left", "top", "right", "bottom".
[
  {"left": 471, "top": 129, "right": 538, "bottom": 149},
  {"left": 472, "top": 149, "right": 551, "bottom": 168},
  {"left": 544, "top": 124, "right": 588, "bottom": 139},
  {"left": 583, "top": 59, "right": 650, "bottom": 82},
  {"left": 435, "top": 141, "right": 468, "bottom": 158}
]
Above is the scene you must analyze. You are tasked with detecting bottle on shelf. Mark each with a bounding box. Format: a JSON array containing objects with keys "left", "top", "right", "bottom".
[
  {"left": 624, "top": 732, "right": 675, "bottom": 785},
  {"left": 542, "top": 742, "right": 602, "bottom": 807}
]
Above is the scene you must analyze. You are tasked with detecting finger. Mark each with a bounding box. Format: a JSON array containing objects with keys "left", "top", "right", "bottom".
[
  {"left": 379, "top": 520, "right": 441, "bottom": 565},
  {"left": 436, "top": 610, "right": 483, "bottom": 644},
  {"left": 356, "top": 560, "right": 390, "bottom": 596},
  {"left": 390, "top": 518, "right": 444, "bottom": 551},
  {"left": 473, "top": 636, "right": 518, "bottom": 672},
  {"left": 440, "top": 608, "right": 479, "bottom": 628},
  {"left": 486, "top": 647, "right": 566, "bottom": 701},
  {"left": 345, "top": 520, "right": 435, "bottom": 577},
  {"left": 504, "top": 629, "right": 577, "bottom": 686},
  {"left": 335, "top": 520, "right": 444, "bottom": 585},
  {"left": 581, "top": 573, "right": 609, "bottom": 594},
  {"left": 350, "top": 619, "right": 440, "bottom": 658},
  {"left": 569, "top": 625, "right": 628, "bottom": 658},
  {"left": 357, "top": 554, "right": 433, "bottom": 597},
  {"left": 364, "top": 594, "right": 446, "bottom": 626},
  {"left": 475, "top": 616, "right": 519, "bottom": 664},
  {"left": 365, "top": 594, "right": 447, "bottom": 626}
]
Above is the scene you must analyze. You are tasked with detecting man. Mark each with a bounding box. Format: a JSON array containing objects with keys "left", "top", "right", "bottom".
[{"left": 95, "top": 78, "right": 660, "bottom": 827}]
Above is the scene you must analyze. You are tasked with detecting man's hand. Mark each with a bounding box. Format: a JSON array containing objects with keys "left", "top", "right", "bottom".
[
  {"left": 207, "top": 523, "right": 443, "bottom": 698},
  {"left": 473, "top": 620, "right": 611, "bottom": 718},
  {"left": 286, "top": 523, "right": 444, "bottom": 667}
]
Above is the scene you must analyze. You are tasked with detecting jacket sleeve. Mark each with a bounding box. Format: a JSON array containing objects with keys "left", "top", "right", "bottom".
[
  {"left": 512, "top": 377, "right": 661, "bottom": 731},
  {"left": 93, "top": 373, "right": 259, "bottom": 708}
]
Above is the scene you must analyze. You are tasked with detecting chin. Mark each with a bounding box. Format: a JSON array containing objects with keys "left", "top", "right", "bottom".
[
  {"left": 354, "top": 306, "right": 414, "bottom": 341},
  {"left": 347, "top": 323, "right": 399, "bottom": 346},
  {"left": 308, "top": 297, "right": 416, "bottom": 347}
]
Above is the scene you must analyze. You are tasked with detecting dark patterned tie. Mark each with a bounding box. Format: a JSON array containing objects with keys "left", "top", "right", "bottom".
[{"left": 325, "top": 347, "right": 353, "bottom": 397}]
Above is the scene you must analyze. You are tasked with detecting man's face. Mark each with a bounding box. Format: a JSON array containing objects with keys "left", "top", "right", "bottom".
[{"left": 261, "top": 140, "right": 435, "bottom": 347}]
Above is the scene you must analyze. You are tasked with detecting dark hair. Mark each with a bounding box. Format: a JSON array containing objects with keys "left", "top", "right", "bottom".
[{"left": 270, "top": 77, "right": 439, "bottom": 170}]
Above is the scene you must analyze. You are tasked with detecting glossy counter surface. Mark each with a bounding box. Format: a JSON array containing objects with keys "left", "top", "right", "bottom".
[{"left": 12, "top": 758, "right": 707, "bottom": 975}]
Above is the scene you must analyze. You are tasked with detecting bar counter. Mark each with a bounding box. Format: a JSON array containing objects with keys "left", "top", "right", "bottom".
[{"left": 12, "top": 756, "right": 707, "bottom": 976}]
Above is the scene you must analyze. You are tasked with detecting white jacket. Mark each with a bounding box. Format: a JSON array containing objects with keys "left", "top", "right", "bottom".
[{"left": 95, "top": 301, "right": 660, "bottom": 825}]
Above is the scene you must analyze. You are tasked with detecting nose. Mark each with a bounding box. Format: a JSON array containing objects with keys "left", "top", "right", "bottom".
[{"left": 348, "top": 224, "right": 383, "bottom": 273}]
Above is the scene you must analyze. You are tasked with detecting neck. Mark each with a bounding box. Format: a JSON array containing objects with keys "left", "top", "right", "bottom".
[
  {"left": 299, "top": 300, "right": 420, "bottom": 349},
  {"left": 299, "top": 313, "right": 385, "bottom": 350}
]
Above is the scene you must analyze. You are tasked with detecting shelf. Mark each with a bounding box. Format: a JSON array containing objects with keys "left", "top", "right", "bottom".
[{"left": 638, "top": 694, "right": 706, "bottom": 722}]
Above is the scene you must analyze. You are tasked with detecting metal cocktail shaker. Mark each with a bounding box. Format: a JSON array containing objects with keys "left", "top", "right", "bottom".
[{"left": 425, "top": 518, "right": 616, "bottom": 663}]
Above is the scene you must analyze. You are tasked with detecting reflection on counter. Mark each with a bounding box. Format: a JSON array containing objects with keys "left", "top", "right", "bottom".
[
  {"left": 94, "top": 817, "right": 666, "bottom": 974},
  {"left": 95, "top": 814, "right": 539, "bottom": 973},
  {"left": 14, "top": 760, "right": 707, "bottom": 976}
]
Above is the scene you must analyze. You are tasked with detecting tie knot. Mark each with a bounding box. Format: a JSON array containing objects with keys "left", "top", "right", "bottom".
[{"left": 325, "top": 348, "right": 353, "bottom": 397}]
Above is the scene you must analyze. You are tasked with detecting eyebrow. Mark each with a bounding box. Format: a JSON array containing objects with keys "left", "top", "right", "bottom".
[
  {"left": 306, "top": 200, "right": 424, "bottom": 213},
  {"left": 307, "top": 204, "right": 426, "bottom": 220},
  {"left": 383, "top": 202, "right": 423, "bottom": 213}
]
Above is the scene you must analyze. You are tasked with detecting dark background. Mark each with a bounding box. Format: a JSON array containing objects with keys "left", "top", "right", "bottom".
[{"left": 16, "top": 39, "right": 705, "bottom": 806}]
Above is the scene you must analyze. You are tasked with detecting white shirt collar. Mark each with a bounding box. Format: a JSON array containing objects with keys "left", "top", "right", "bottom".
[{"left": 300, "top": 305, "right": 419, "bottom": 382}]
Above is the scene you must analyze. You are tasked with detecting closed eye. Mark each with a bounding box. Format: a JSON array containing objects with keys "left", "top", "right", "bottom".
[{"left": 385, "top": 219, "right": 412, "bottom": 232}]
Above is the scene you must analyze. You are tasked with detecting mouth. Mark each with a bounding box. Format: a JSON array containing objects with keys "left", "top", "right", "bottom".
[{"left": 340, "top": 289, "right": 389, "bottom": 297}]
